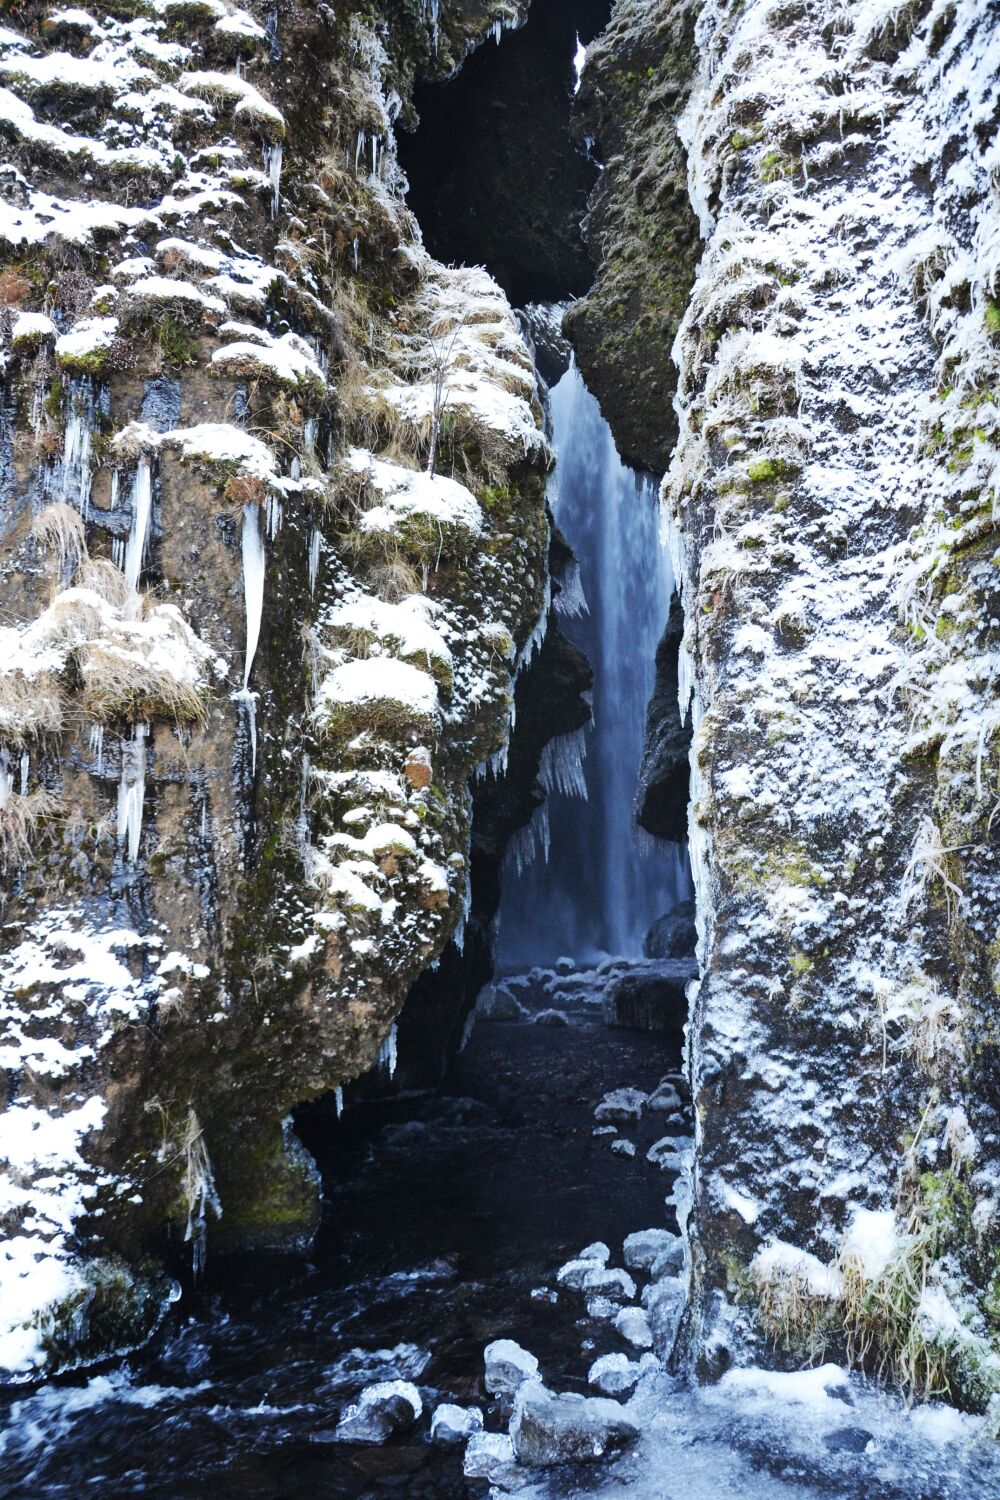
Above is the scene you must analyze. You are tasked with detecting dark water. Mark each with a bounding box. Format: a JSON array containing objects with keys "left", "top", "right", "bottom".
[{"left": 0, "top": 1018, "right": 680, "bottom": 1499}]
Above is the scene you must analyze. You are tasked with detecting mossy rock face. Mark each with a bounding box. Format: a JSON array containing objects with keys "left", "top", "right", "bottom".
[{"left": 563, "top": 0, "right": 702, "bottom": 473}]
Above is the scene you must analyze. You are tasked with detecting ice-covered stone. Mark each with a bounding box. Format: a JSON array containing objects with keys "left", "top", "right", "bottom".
[
  {"left": 463, "top": 1430, "right": 519, "bottom": 1485},
  {"left": 594, "top": 1087, "right": 647, "bottom": 1124},
  {"left": 612, "top": 1138, "right": 637, "bottom": 1157},
  {"left": 578, "top": 1241, "right": 610, "bottom": 1264},
  {"left": 510, "top": 1383, "right": 642, "bottom": 1466},
  {"left": 588, "top": 1350, "right": 657, "bottom": 1396},
  {"left": 430, "top": 1402, "right": 483, "bottom": 1446},
  {"left": 484, "top": 1338, "right": 539, "bottom": 1395},
  {"left": 614, "top": 1305, "right": 653, "bottom": 1349},
  {"left": 623, "top": 1228, "right": 681, "bottom": 1272},
  {"left": 581, "top": 1265, "right": 637, "bottom": 1303},
  {"left": 650, "top": 1239, "right": 686, "bottom": 1279},
  {"left": 334, "top": 1379, "right": 422, "bottom": 1443}
]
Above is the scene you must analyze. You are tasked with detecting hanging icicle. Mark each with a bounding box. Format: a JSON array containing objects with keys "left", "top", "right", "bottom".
[{"left": 117, "top": 724, "right": 148, "bottom": 864}]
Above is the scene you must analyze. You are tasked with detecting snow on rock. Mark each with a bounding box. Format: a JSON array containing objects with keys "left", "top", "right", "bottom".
[
  {"left": 484, "top": 1338, "right": 540, "bottom": 1396},
  {"left": 314, "top": 658, "right": 440, "bottom": 736},
  {"left": 333, "top": 1379, "right": 421, "bottom": 1443},
  {"left": 614, "top": 1305, "right": 653, "bottom": 1350},
  {"left": 346, "top": 448, "right": 483, "bottom": 544},
  {"left": 624, "top": 1229, "right": 681, "bottom": 1273},
  {"left": 430, "top": 1402, "right": 483, "bottom": 1446},
  {"left": 510, "top": 1383, "right": 642, "bottom": 1466},
  {"left": 588, "top": 1351, "right": 656, "bottom": 1396}
]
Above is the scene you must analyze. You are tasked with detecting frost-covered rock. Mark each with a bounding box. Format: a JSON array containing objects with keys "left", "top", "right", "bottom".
[
  {"left": 624, "top": 1229, "right": 680, "bottom": 1273},
  {"left": 510, "top": 1383, "right": 642, "bottom": 1466},
  {"left": 588, "top": 1351, "right": 657, "bottom": 1396},
  {"left": 594, "top": 1088, "right": 647, "bottom": 1124},
  {"left": 614, "top": 1305, "right": 653, "bottom": 1350},
  {"left": 334, "top": 1379, "right": 422, "bottom": 1443},
  {"left": 463, "top": 1430, "right": 520, "bottom": 1486},
  {"left": 484, "top": 1338, "right": 540, "bottom": 1396},
  {"left": 430, "top": 1402, "right": 483, "bottom": 1446}
]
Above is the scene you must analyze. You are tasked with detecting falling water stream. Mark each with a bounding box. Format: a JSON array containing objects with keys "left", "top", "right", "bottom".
[{"left": 497, "top": 364, "right": 690, "bottom": 967}]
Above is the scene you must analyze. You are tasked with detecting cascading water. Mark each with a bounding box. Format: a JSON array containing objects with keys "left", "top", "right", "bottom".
[{"left": 497, "top": 362, "right": 691, "bottom": 967}]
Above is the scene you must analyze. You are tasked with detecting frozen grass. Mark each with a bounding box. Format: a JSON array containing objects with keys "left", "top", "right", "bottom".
[
  {"left": 0, "top": 788, "right": 62, "bottom": 870},
  {"left": 31, "top": 503, "right": 86, "bottom": 574}
]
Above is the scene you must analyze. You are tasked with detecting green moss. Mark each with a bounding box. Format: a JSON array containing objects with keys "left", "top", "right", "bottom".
[
  {"left": 985, "top": 301, "right": 1000, "bottom": 336},
  {"left": 748, "top": 456, "right": 799, "bottom": 484},
  {"left": 156, "top": 313, "right": 196, "bottom": 367}
]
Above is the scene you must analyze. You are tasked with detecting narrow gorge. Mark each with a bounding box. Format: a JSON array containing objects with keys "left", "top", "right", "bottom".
[{"left": 1, "top": 2, "right": 1000, "bottom": 1497}]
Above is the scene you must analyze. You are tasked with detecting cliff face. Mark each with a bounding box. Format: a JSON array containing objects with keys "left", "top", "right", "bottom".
[
  {"left": 580, "top": 0, "right": 1000, "bottom": 1412},
  {"left": 0, "top": 0, "right": 552, "bottom": 1381}
]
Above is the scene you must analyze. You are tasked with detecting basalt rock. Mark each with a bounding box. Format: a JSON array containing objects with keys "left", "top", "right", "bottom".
[{"left": 635, "top": 595, "right": 691, "bottom": 843}]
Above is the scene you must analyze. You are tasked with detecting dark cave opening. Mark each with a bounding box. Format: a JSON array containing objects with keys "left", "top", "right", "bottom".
[{"left": 397, "top": 0, "right": 613, "bottom": 306}]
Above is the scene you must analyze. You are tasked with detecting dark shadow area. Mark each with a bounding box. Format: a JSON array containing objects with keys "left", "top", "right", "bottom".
[{"left": 398, "top": 0, "right": 612, "bottom": 305}]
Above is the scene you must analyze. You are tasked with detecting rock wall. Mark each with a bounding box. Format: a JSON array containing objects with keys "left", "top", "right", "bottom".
[
  {"left": 581, "top": 0, "right": 1000, "bottom": 1414},
  {"left": 0, "top": 0, "right": 553, "bottom": 1381}
]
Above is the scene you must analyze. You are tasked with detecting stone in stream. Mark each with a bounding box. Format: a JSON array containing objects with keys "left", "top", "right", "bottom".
[
  {"left": 611, "top": 1138, "right": 637, "bottom": 1157},
  {"left": 647, "top": 1136, "right": 686, "bottom": 1171},
  {"left": 484, "top": 1338, "right": 540, "bottom": 1395},
  {"left": 650, "top": 1239, "right": 686, "bottom": 1279},
  {"left": 642, "top": 1274, "right": 687, "bottom": 1354},
  {"left": 643, "top": 899, "right": 697, "bottom": 959},
  {"left": 593, "top": 1087, "right": 647, "bottom": 1124},
  {"left": 463, "top": 1431, "right": 521, "bottom": 1486},
  {"left": 430, "top": 1402, "right": 483, "bottom": 1446},
  {"left": 588, "top": 1351, "right": 658, "bottom": 1396},
  {"left": 602, "top": 960, "right": 694, "bottom": 1033},
  {"left": 510, "top": 1383, "right": 642, "bottom": 1465},
  {"left": 614, "top": 1305, "right": 653, "bottom": 1349},
  {"left": 586, "top": 1295, "right": 620, "bottom": 1321},
  {"left": 647, "top": 1083, "right": 683, "bottom": 1113},
  {"left": 533, "top": 1007, "right": 571, "bottom": 1025},
  {"left": 578, "top": 1241, "right": 611, "bottom": 1263},
  {"left": 580, "top": 1265, "right": 637, "bottom": 1303},
  {"left": 334, "top": 1379, "right": 422, "bottom": 1443},
  {"left": 623, "top": 1228, "right": 681, "bottom": 1272}
]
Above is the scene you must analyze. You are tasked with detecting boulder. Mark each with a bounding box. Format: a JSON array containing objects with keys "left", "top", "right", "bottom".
[
  {"left": 647, "top": 1084, "right": 683, "bottom": 1114},
  {"left": 484, "top": 1338, "right": 540, "bottom": 1396},
  {"left": 650, "top": 1240, "right": 685, "bottom": 1279},
  {"left": 464, "top": 1430, "right": 519, "bottom": 1485},
  {"left": 643, "top": 1274, "right": 686, "bottom": 1355},
  {"left": 334, "top": 1379, "right": 422, "bottom": 1443},
  {"left": 581, "top": 1265, "right": 637, "bottom": 1303},
  {"left": 623, "top": 1229, "right": 680, "bottom": 1273},
  {"left": 478, "top": 985, "right": 528, "bottom": 1022},
  {"left": 510, "top": 1383, "right": 642, "bottom": 1466},
  {"left": 578, "top": 1241, "right": 610, "bottom": 1264},
  {"left": 602, "top": 961, "right": 694, "bottom": 1034},
  {"left": 614, "top": 1305, "right": 653, "bottom": 1349},
  {"left": 611, "top": 1138, "right": 636, "bottom": 1157},
  {"left": 647, "top": 1136, "right": 685, "bottom": 1172},
  {"left": 588, "top": 1351, "right": 657, "bottom": 1396},
  {"left": 430, "top": 1403, "right": 483, "bottom": 1446},
  {"left": 594, "top": 1087, "right": 647, "bottom": 1124},
  {"left": 643, "top": 899, "right": 697, "bottom": 960}
]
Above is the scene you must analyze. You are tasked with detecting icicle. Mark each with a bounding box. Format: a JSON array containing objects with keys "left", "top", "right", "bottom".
[
  {"left": 355, "top": 129, "right": 365, "bottom": 173},
  {"left": 263, "top": 142, "right": 282, "bottom": 217},
  {"left": 553, "top": 558, "right": 588, "bottom": 618},
  {"left": 378, "top": 1024, "right": 398, "bottom": 1079},
  {"left": 493, "top": 18, "right": 502, "bottom": 43},
  {"left": 353, "top": 237, "right": 360, "bottom": 272},
  {"left": 573, "top": 32, "right": 586, "bottom": 90},
  {"left": 265, "top": 494, "right": 283, "bottom": 539},
  {"left": 117, "top": 724, "right": 147, "bottom": 864},
  {"left": 371, "top": 135, "right": 377, "bottom": 176},
  {"left": 539, "top": 727, "right": 588, "bottom": 800},
  {"left": 89, "top": 722, "right": 104, "bottom": 775},
  {"left": 241, "top": 503, "right": 265, "bottom": 689},
  {"left": 123, "top": 459, "right": 152, "bottom": 594},
  {"left": 0, "top": 750, "right": 12, "bottom": 810},
  {"left": 308, "top": 527, "right": 322, "bottom": 595},
  {"left": 334, "top": 1084, "right": 344, "bottom": 1118},
  {"left": 303, "top": 417, "right": 318, "bottom": 453},
  {"left": 19, "top": 750, "right": 29, "bottom": 796},
  {"left": 110, "top": 470, "right": 119, "bottom": 511},
  {"left": 60, "top": 386, "right": 94, "bottom": 515},
  {"left": 200, "top": 798, "right": 208, "bottom": 839}
]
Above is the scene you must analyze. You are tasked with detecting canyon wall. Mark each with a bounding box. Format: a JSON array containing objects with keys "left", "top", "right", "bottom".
[
  {"left": 0, "top": 0, "right": 558, "bottom": 1380},
  {"left": 576, "top": 0, "right": 1000, "bottom": 1413}
]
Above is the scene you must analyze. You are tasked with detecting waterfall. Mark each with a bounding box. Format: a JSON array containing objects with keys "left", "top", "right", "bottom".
[
  {"left": 497, "top": 364, "right": 691, "bottom": 966},
  {"left": 123, "top": 460, "right": 152, "bottom": 594}
]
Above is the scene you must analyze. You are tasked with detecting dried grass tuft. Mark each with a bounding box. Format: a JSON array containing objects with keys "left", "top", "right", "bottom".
[
  {"left": 0, "top": 788, "right": 62, "bottom": 869},
  {"left": 32, "top": 502, "right": 87, "bottom": 574},
  {"left": 79, "top": 643, "right": 206, "bottom": 725}
]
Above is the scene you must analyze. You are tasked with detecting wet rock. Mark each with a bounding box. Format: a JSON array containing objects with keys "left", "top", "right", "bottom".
[
  {"left": 484, "top": 1338, "right": 540, "bottom": 1396},
  {"left": 612, "top": 1138, "right": 637, "bottom": 1157},
  {"left": 534, "top": 1007, "right": 571, "bottom": 1025},
  {"left": 824, "top": 1427, "right": 875, "bottom": 1454},
  {"left": 624, "top": 1228, "right": 681, "bottom": 1272},
  {"left": 643, "top": 899, "right": 697, "bottom": 960},
  {"left": 510, "top": 1383, "right": 642, "bottom": 1466},
  {"left": 478, "top": 985, "right": 528, "bottom": 1022},
  {"left": 614, "top": 1306, "right": 653, "bottom": 1349},
  {"left": 602, "top": 961, "right": 693, "bottom": 1034},
  {"left": 594, "top": 1087, "right": 647, "bottom": 1124},
  {"left": 334, "top": 1380, "right": 422, "bottom": 1444},
  {"left": 586, "top": 1295, "right": 619, "bottom": 1320},
  {"left": 430, "top": 1402, "right": 483, "bottom": 1447},
  {"left": 593, "top": 1125, "right": 617, "bottom": 1138},
  {"left": 588, "top": 1350, "right": 658, "bottom": 1396}
]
